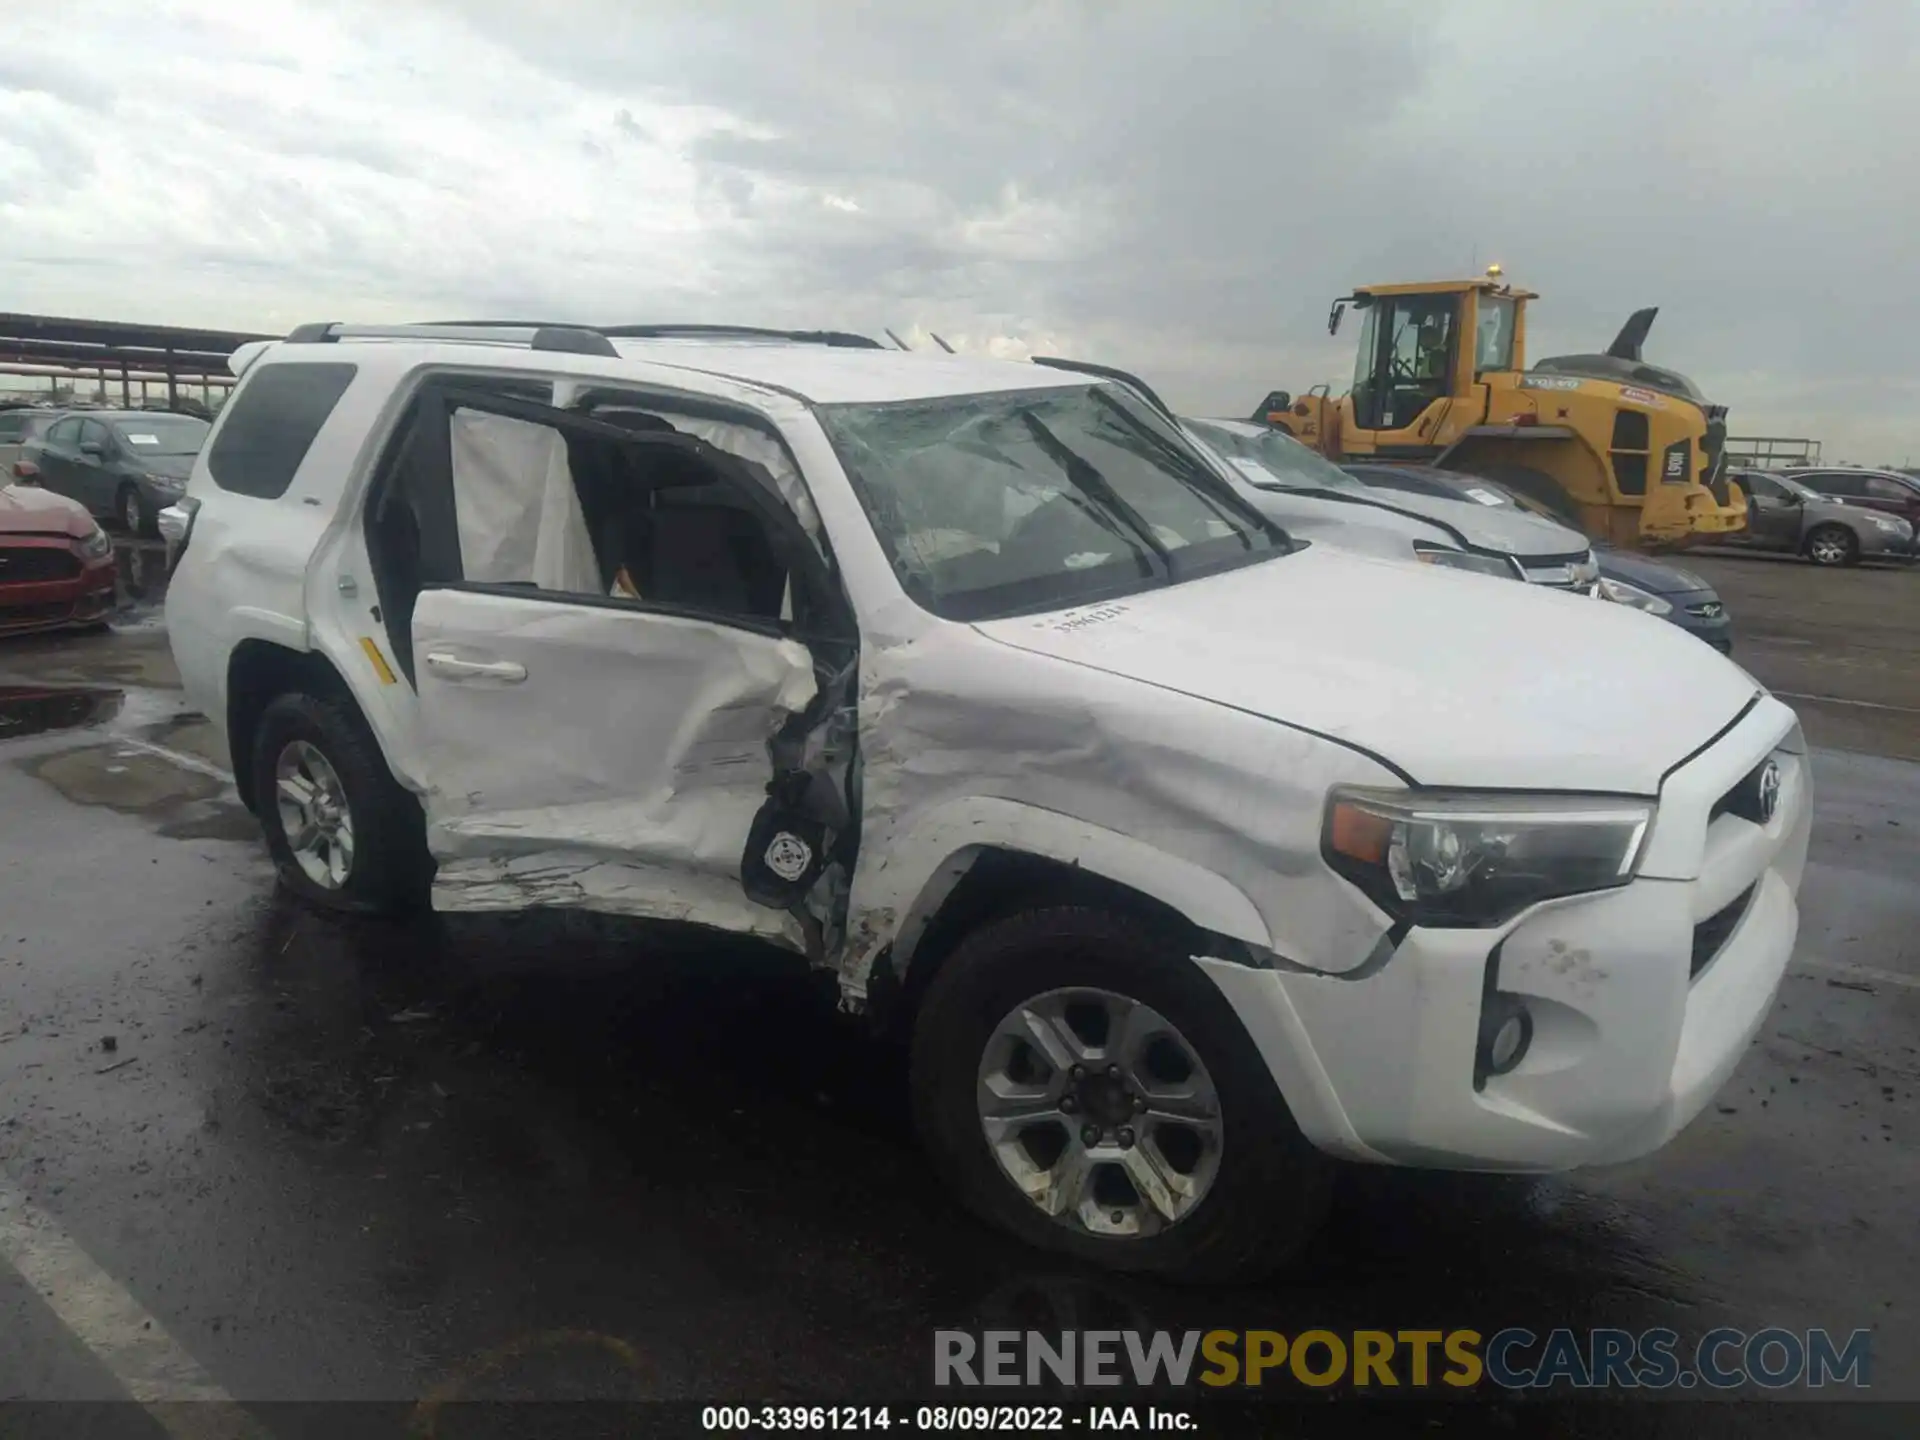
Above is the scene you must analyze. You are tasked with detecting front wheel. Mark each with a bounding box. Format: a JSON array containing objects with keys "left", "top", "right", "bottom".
[
  {"left": 1804, "top": 524, "right": 1858, "bottom": 567},
  {"left": 117, "top": 484, "right": 155, "bottom": 538},
  {"left": 910, "top": 906, "right": 1333, "bottom": 1282},
  {"left": 251, "top": 692, "right": 429, "bottom": 916}
]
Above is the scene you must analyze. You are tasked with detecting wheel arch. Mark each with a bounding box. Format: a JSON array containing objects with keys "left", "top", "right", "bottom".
[
  {"left": 224, "top": 640, "right": 360, "bottom": 811},
  {"left": 846, "top": 797, "right": 1274, "bottom": 1034}
]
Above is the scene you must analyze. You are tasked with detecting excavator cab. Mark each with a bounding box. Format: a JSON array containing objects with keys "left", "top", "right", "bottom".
[{"left": 1266, "top": 274, "right": 1747, "bottom": 551}]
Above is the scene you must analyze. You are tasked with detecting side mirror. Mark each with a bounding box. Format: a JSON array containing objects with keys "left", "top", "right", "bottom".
[
  {"left": 79, "top": 440, "right": 104, "bottom": 459},
  {"left": 1327, "top": 301, "right": 1347, "bottom": 336}
]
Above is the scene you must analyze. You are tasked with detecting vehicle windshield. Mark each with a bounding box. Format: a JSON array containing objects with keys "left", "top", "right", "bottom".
[
  {"left": 817, "top": 383, "right": 1285, "bottom": 621},
  {"left": 1182, "top": 418, "right": 1365, "bottom": 494},
  {"left": 1766, "top": 472, "right": 1824, "bottom": 502},
  {"left": 110, "top": 415, "right": 210, "bottom": 456}
]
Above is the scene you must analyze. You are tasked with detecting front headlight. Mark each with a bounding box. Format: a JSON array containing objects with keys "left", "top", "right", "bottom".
[
  {"left": 77, "top": 526, "right": 113, "bottom": 561},
  {"left": 144, "top": 471, "right": 186, "bottom": 492},
  {"left": 1595, "top": 575, "right": 1674, "bottom": 615},
  {"left": 1412, "top": 543, "right": 1520, "bottom": 580},
  {"left": 1324, "top": 788, "right": 1654, "bottom": 926}
]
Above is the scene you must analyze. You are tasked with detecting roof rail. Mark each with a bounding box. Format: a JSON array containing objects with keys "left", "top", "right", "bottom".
[
  {"left": 282, "top": 321, "right": 615, "bottom": 356},
  {"left": 285, "top": 320, "right": 882, "bottom": 353},
  {"left": 596, "top": 323, "right": 883, "bottom": 349}
]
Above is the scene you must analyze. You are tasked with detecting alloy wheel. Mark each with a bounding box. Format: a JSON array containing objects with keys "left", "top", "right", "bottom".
[
  {"left": 1809, "top": 531, "right": 1851, "bottom": 565},
  {"left": 976, "top": 986, "right": 1223, "bottom": 1240},
  {"left": 274, "top": 740, "right": 355, "bottom": 889}
]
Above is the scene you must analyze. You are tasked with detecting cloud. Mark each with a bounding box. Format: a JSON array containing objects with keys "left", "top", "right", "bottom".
[{"left": 1, "top": 0, "right": 1916, "bottom": 459}]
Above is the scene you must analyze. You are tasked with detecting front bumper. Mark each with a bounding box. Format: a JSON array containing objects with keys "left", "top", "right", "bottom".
[
  {"left": 1203, "top": 698, "right": 1809, "bottom": 1171},
  {"left": 0, "top": 546, "right": 117, "bottom": 636},
  {"left": 1859, "top": 524, "right": 1917, "bottom": 559}
]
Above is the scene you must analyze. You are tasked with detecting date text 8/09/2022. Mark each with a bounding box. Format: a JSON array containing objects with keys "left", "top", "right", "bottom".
[{"left": 702, "top": 1406, "right": 1192, "bottom": 1431}]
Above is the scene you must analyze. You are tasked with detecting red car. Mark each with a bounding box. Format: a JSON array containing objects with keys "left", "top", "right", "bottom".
[{"left": 1, "top": 480, "right": 118, "bottom": 636}]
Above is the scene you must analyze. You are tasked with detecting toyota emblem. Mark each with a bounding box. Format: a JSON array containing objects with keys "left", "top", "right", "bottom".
[{"left": 1756, "top": 760, "right": 1782, "bottom": 824}]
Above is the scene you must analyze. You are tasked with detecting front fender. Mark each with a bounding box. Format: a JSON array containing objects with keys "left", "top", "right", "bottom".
[{"left": 837, "top": 795, "right": 1274, "bottom": 995}]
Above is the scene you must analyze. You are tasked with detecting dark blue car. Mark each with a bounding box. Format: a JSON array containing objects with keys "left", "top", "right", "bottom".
[{"left": 1342, "top": 463, "right": 1733, "bottom": 653}]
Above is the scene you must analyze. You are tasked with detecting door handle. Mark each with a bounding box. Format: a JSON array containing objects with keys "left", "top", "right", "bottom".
[{"left": 424, "top": 652, "right": 527, "bottom": 683}]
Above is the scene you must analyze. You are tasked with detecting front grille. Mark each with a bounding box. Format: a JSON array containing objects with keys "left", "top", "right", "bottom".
[
  {"left": 0, "top": 546, "right": 80, "bottom": 583},
  {"left": 1692, "top": 885, "right": 1755, "bottom": 979}
]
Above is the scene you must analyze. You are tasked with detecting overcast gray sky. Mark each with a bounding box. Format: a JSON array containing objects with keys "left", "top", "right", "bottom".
[{"left": 3, "top": 0, "right": 1916, "bottom": 461}]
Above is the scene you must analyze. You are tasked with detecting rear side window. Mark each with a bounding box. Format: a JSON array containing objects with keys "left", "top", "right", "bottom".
[
  {"left": 207, "top": 362, "right": 357, "bottom": 499},
  {"left": 1807, "top": 472, "right": 1866, "bottom": 498}
]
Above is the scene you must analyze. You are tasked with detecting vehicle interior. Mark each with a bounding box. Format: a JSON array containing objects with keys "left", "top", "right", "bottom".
[{"left": 365, "top": 385, "right": 814, "bottom": 684}]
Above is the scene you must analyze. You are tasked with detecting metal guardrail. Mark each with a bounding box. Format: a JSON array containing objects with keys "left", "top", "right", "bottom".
[{"left": 1725, "top": 436, "right": 1821, "bottom": 468}]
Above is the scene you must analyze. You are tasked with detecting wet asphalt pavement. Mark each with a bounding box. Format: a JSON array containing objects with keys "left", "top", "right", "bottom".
[{"left": 0, "top": 552, "right": 1916, "bottom": 1436}]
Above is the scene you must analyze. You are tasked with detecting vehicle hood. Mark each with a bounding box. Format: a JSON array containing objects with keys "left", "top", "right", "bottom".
[
  {"left": 1339, "top": 488, "right": 1587, "bottom": 557},
  {"left": 0, "top": 483, "right": 94, "bottom": 539},
  {"left": 974, "top": 547, "right": 1759, "bottom": 795},
  {"left": 1595, "top": 548, "right": 1715, "bottom": 596},
  {"left": 133, "top": 453, "right": 196, "bottom": 481}
]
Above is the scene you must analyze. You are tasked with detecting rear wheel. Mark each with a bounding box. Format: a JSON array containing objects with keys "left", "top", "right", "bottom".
[
  {"left": 1804, "top": 524, "right": 1857, "bottom": 567},
  {"left": 910, "top": 905, "right": 1332, "bottom": 1282},
  {"left": 251, "top": 692, "right": 429, "bottom": 915}
]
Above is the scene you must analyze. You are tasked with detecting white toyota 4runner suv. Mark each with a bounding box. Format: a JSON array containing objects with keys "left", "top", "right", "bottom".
[{"left": 164, "top": 323, "right": 1809, "bottom": 1280}]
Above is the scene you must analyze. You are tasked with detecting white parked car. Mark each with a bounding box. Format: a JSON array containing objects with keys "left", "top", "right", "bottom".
[
  {"left": 164, "top": 323, "right": 1810, "bottom": 1279},
  {"left": 1184, "top": 416, "right": 1602, "bottom": 589}
]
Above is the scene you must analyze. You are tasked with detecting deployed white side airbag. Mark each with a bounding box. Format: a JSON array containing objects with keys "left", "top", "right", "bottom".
[{"left": 449, "top": 409, "right": 600, "bottom": 594}]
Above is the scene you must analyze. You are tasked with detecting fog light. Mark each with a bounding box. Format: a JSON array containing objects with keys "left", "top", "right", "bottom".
[{"left": 1477, "top": 994, "right": 1533, "bottom": 1082}]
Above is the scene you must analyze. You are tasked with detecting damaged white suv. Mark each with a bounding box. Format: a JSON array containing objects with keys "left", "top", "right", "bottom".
[{"left": 165, "top": 323, "right": 1810, "bottom": 1279}]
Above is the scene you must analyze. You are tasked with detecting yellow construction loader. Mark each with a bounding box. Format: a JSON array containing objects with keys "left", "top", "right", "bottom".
[{"left": 1256, "top": 270, "right": 1746, "bottom": 549}]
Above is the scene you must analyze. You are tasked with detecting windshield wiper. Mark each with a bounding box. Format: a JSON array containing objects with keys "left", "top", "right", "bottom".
[
  {"left": 1088, "top": 391, "right": 1272, "bottom": 548},
  {"left": 1016, "top": 411, "right": 1171, "bottom": 575}
]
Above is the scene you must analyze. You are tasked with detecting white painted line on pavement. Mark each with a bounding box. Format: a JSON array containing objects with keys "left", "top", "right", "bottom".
[
  {"left": 110, "top": 735, "right": 236, "bottom": 786},
  {"left": 0, "top": 1175, "right": 271, "bottom": 1439},
  {"left": 1791, "top": 955, "right": 1920, "bottom": 992}
]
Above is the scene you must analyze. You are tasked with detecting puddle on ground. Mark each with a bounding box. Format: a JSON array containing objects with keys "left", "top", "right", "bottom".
[
  {"left": 0, "top": 684, "right": 125, "bottom": 740},
  {"left": 26, "top": 744, "right": 222, "bottom": 811}
]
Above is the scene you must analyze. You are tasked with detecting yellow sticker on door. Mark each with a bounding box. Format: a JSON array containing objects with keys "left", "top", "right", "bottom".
[{"left": 359, "top": 636, "right": 398, "bottom": 685}]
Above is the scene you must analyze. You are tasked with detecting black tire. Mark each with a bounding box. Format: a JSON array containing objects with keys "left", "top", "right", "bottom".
[
  {"left": 117, "top": 484, "right": 156, "bottom": 538},
  {"left": 1803, "top": 524, "right": 1858, "bottom": 567},
  {"left": 910, "top": 905, "right": 1333, "bottom": 1283},
  {"left": 251, "top": 691, "right": 429, "bottom": 916}
]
